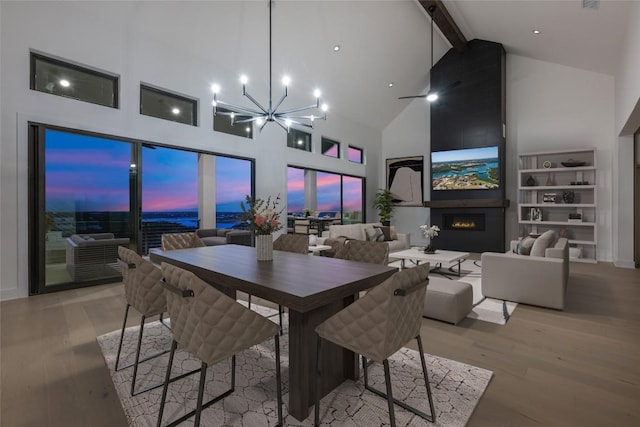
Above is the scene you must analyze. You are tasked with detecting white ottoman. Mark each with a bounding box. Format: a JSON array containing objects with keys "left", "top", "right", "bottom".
[{"left": 423, "top": 277, "right": 473, "bottom": 324}]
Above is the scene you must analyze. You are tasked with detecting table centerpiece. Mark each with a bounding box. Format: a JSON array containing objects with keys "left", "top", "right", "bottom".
[{"left": 240, "top": 194, "right": 284, "bottom": 261}]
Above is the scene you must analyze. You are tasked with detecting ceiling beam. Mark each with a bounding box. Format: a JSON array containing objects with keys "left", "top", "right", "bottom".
[{"left": 418, "top": 0, "right": 467, "bottom": 52}]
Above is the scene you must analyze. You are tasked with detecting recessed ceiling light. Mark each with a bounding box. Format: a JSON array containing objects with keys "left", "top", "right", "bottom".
[
  {"left": 333, "top": 45, "right": 340, "bottom": 52},
  {"left": 388, "top": 82, "right": 394, "bottom": 88},
  {"left": 171, "top": 107, "right": 180, "bottom": 115},
  {"left": 59, "top": 79, "right": 70, "bottom": 87},
  {"left": 532, "top": 29, "right": 541, "bottom": 35}
]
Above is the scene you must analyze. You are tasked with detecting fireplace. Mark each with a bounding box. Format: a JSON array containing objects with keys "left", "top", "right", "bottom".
[
  {"left": 430, "top": 207, "right": 505, "bottom": 253},
  {"left": 443, "top": 213, "right": 485, "bottom": 231}
]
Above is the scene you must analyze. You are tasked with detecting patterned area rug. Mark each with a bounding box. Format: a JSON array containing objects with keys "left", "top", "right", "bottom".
[
  {"left": 98, "top": 318, "right": 493, "bottom": 426},
  {"left": 389, "top": 258, "right": 517, "bottom": 325}
]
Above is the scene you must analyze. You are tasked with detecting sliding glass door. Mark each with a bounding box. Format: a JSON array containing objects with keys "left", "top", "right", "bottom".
[
  {"left": 140, "top": 145, "right": 199, "bottom": 253},
  {"left": 34, "top": 128, "right": 135, "bottom": 292},
  {"left": 30, "top": 124, "right": 255, "bottom": 294}
]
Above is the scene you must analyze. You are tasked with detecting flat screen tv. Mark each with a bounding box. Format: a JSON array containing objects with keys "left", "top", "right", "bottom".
[{"left": 431, "top": 146, "right": 499, "bottom": 190}]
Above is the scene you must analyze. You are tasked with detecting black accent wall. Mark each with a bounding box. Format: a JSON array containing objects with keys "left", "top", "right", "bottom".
[{"left": 429, "top": 39, "right": 507, "bottom": 252}]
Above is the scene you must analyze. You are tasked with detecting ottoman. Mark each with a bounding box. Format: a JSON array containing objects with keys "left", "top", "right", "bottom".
[{"left": 423, "top": 276, "right": 473, "bottom": 324}]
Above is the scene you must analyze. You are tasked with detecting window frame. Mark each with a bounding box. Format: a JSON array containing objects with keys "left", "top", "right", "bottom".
[
  {"left": 212, "top": 106, "right": 254, "bottom": 139},
  {"left": 321, "top": 136, "right": 341, "bottom": 158},
  {"left": 348, "top": 145, "right": 364, "bottom": 164},
  {"left": 140, "top": 83, "right": 198, "bottom": 126},
  {"left": 286, "top": 128, "right": 312, "bottom": 152},
  {"left": 30, "top": 51, "right": 119, "bottom": 108}
]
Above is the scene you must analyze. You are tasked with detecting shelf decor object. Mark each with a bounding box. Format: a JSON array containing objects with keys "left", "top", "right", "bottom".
[{"left": 518, "top": 148, "right": 597, "bottom": 263}]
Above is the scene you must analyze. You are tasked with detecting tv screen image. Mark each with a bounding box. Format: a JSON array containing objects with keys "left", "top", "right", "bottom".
[{"left": 431, "top": 146, "right": 499, "bottom": 190}]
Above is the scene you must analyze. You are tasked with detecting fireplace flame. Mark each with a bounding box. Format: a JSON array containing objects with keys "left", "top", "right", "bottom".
[{"left": 451, "top": 220, "right": 476, "bottom": 229}]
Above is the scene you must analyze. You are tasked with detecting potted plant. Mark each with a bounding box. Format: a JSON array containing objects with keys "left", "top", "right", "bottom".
[{"left": 373, "top": 188, "right": 394, "bottom": 226}]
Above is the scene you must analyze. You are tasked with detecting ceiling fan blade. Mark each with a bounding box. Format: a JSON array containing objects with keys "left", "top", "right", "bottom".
[
  {"left": 398, "top": 81, "right": 461, "bottom": 101},
  {"left": 398, "top": 94, "right": 428, "bottom": 100}
]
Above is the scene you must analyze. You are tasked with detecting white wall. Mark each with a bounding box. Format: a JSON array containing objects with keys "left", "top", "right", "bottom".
[
  {"left": 382, "top": 99, "right": 431, "bottom": 246},
  {"left": 0, "top": 2, "right": 382, "bottom": 300},
  {"left": 612, "top": 1, "right": 640, "bottom": 268},
  {"left": 383, "top": 53, "right": 617, "bottom": 261}
]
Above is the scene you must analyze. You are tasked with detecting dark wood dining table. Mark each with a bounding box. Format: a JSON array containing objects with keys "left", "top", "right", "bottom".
[{"left": 150, "top": 244, "right": 397, "bottom": 421}]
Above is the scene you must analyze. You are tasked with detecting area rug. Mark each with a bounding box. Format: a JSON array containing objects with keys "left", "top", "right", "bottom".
[
  {"left": 98, "top": 320, "right": 493, "bottom": 427},
  {"left": 389, "top": 258, "right": 517, "bottom": 325}
]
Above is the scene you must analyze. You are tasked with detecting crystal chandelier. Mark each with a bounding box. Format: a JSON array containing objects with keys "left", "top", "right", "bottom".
[{"left": 211, "top": 1, "right": 328, "bottom": 133}]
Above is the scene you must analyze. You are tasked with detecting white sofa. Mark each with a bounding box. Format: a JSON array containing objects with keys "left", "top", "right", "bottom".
[
  {"left": 481, "top": 232, "right": 569, "bottom": 310},
  {"left": 318, "top": 222, "right": 410, "bottom": 253}
]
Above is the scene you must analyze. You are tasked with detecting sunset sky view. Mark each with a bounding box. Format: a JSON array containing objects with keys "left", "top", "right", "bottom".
[{"left": 45, "top": 129, "right": 363, "bottom": 216}]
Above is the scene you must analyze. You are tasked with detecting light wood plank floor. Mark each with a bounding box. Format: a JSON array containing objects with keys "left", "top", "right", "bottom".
[{"left": 1, "top": 261, "right": 639, "bottom": 426}]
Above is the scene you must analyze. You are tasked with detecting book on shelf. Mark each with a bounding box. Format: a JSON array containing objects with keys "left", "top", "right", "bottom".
[{"left": 568, "top": 213, "right": 582, "bottom": 223}]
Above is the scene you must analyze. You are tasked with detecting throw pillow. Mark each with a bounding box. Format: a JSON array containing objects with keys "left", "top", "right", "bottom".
[
  {"left": 373, "top": 225, "right": 392, "bottom": 241},
  {"left": 516, "top": 236, "right": 537, "bottom": 255},
  {"left": 389, "top": 226, "right": 398, "bottom": 240},
  {"left": 529, "top": 230, "right": 558, "bottom": 257},
  {"left": 309, "top": 234, "right": 317, "bottom": 246},
  {"left": 365, "top": 227, "right": 385, "bottom": 242}
]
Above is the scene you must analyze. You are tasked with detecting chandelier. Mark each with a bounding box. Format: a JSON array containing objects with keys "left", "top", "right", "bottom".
[{"left": 211, "top": 1, "right": 328, "bottom": 133}]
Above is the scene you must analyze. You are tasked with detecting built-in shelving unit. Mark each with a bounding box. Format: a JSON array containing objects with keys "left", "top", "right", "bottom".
[{"left": 518, "top": 148, "right": 597, "bottom": 263}]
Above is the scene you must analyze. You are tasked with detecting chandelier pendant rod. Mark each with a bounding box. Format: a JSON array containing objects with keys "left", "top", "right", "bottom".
[
  {"left": 268, "top": 0, "right": 273, "bottom": 119},
  {"left": 212, "top": 0, "right": 327, "bottom": 133}
]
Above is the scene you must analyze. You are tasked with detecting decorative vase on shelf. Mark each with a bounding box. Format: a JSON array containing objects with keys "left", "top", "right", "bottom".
[
  {"left": 526, "top": 175, "right": 536, "bottom": 186},
  {"left": 256, "top": 234, "right": 273, "bottom": 261}
]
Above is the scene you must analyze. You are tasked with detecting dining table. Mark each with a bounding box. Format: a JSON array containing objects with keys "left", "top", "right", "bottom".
[{"left": 150, "top": 244, "right": 397, "bottom": 421}]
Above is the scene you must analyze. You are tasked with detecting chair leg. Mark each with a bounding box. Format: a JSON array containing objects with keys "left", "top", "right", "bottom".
[
  {"left": 362, "top": 350, "right": 436, "bottom": 424},
  {"left": 193, "top": 362, "right": 208, "bottom": 427},
  {"left": 416, "top": 335, "right": 436, "bottom": 422},
  {"left": 383, "top": 359, "right": 397, "bottom": 427},
  {"left": 275, "top": 334, "right": 283, "bottom": 426},
  {"left": 278, "top": 305, "right": 284, "bottom": 336},
  {"left": 159, "top": 312, "right": 171, "bottom": 330},
  {"left": 157, "top": 340, "right": 178, "bottom": 427},
  {"left": 130, "top": 314, "right": 147, "bottom": 396},
  {"left": 231, "top": 355, "right": 236, "bottom": 391},
  {"left": 314, "top": 334, "right": 323, "bottom": 427},
  {"left": 117, "top": 311, "right": 172, "bottom": 396},
  {"left": 247, "top": 294, "right": 252, "bottom": 309},
  {"left": 115, "top": 304, "right": 131, "bottom": 372}
]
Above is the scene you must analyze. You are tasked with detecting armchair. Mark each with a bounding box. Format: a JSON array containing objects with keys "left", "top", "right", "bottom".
[
  {"left": 481, "top": 236, "right": 569, "bottom": 310},
  {"left": 195, "top": 228, "right": 252, "bottom": 246},
  {"left": 65, "top": 233, "right": 129, "bottom": 281}
]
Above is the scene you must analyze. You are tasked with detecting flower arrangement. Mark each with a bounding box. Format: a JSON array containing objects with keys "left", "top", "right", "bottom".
[
  {"left": 419, "top": 224, "right": 440, "bottom": 254},
  {"left": 420, "top": 224, "right": 440, "bottom": 239},
  {"left": 240, "top": 194, "right": 284, "bottom": 235}
]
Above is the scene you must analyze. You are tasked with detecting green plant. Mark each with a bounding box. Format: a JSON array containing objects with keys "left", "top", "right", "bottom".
[{"left": 373, "top": 188, "right": 394, "bottom": 224}]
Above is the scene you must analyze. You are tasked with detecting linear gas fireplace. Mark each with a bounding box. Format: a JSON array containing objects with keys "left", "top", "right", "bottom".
[
  {"left": 429, "top": 206, "right": 506, "bottom": 253},
  {"left": 443, "top": 213, "right": 485, "bottom": 231}
]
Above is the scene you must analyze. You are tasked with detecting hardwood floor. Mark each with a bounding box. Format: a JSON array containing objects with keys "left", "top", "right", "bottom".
[{"left": 1, "top": 261, "right": 639, "bottom": 426}]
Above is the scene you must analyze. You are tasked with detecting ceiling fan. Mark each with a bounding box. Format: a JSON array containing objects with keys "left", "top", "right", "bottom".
[{"left": 398, "top": 5, "right": 461, "bottom": 102}]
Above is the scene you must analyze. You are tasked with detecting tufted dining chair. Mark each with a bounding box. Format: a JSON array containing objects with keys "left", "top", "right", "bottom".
[
  {"left": 273, "top": 233, "right": 308, "bottom": 254},
  {"left": 115, "top": 246, "right": 170, "bottom": 396},
  {"left": 314, "top": 263, "right": 435, "bottom": 426},
  {"left": 334, "top": 239, "right": 390, "bottom": 265},
  {"left": 158, "top": 263, "right": 283, "bottom": 427},
  {"left": 161, "top": 232, "right": 205, "bottom": 251}
]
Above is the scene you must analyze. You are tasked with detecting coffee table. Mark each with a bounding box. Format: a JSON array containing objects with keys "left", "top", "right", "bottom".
[
  {"left": 389, "top": 248, "right": 470, "bottom": 276},
  {"left": 308, "top": 244, "right": 332, "bottom": 254}
]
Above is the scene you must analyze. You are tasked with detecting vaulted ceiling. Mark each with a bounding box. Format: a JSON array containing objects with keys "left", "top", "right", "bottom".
[{"left": 72, "top": 0, "right": 634, "bottom": 132}]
